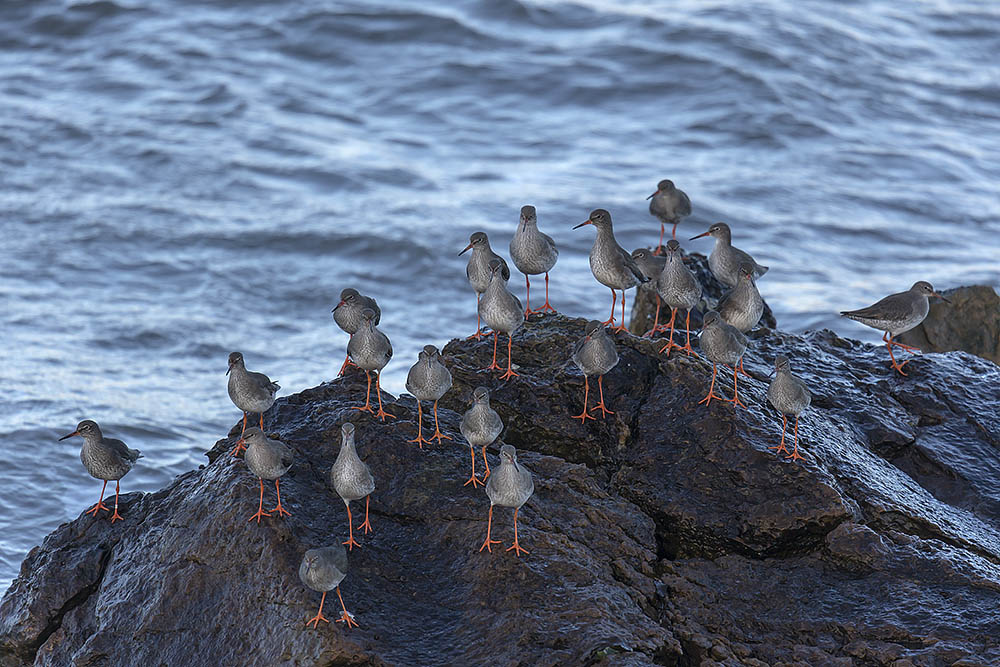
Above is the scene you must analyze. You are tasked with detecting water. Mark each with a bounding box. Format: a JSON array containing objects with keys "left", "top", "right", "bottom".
[{"left": 2, "top": 0, "right": 999, "bottom": 589}]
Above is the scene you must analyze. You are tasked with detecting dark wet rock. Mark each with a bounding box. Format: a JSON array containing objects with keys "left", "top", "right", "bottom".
[
  {"left": 629, "top": 250, "right": 777, "bottom": 338},
  {"left": 3, "top": 314, "right": 1000, "bottom": 665},
  {"left": 898, "top": 285, "right": 1000, "bottom": 365}
]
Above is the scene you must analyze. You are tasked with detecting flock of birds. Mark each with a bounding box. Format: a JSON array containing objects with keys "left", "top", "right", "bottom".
[{"left": 54, "top": 179, "right": 950, "bottom": 632}]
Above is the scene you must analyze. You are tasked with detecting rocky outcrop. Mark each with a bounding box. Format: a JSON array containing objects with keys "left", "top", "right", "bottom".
[
  {"left": 3, "top": 263, "right": 1000, "bottom": 665},
  {"left": 898, "top": 285, "right": 1000, "bottom": 365}
]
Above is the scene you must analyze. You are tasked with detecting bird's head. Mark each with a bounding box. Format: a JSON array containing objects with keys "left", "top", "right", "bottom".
[
  {"left": 59, "top": 419, "right": 100, "bottom": 441},
  {"left": 227, "top": 351, "right": 244, "bottom": 375},
  {"left": 459, "top": 231, "right": 488, "bottom": 256},
  {"left": 911, "top": 281, "right": 950, "bottom": 303},
  {"left": 574, "top": 208, "right": 611, "bottom": 230}
]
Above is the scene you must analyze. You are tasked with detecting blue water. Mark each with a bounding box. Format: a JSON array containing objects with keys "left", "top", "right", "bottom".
[{"left": 2, "top": 0, "right": 999, "bottom": 589}]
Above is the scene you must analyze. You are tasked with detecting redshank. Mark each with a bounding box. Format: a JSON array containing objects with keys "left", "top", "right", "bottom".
[
  {"left": 840, "top": 281, "right": 949, "bottom": 375},
  {"left": 405, "top": 344, "right": 453, "bottom": 447},
  {"left": 300, "top": 545, "right": 358, "bottom": 629},
  {"left": 697, "top": 310, "right": 748, "bottom": 409},
  {"left": 348, "top": 307, "right": 395, "bottom": 421},
  {"left": 227, "top": 351, "right": 280, "bottom": 457},
  {"left": 570, "top": 320, "right": 619, "bottom": 423},
  {"left": 460, "top": 231, "right": 510, "bottom": 339},
  {"left": 655, "top": 239, "right": 702, "bottom": 357},
  {"left": 573, "top": 209, "right": 649, "bottom": 333},
  {"left": 330, "top": 422, "right": 375, "bottom": 550},
  {"left": 479, "top": 258, "right": 525, "bottom": 381},
  {"left": 718, "top": 262, "right": 764, "bottom": 375},
  {"left": 690, "top": 222, "right": 768, "bottom": 288},
  {"left": 333, "top": 288, "right": 380, "bottom": 377},
  {"left": 479, "top": 444, "right": 534, "bottom": 557},
  {"left": 629, "top": 248, "right": 666, "bottom": 336},
  {"left": 59, "top": 419, "right": 142, "bottom": 523},
  {"left": 766, "top": 355, "right": 811, "bottom": 462},
  {"left": 460, "top": 386, "right": 503, "bottom": 487},
  {"left": 242, "top": 427, "right": 293, "bottom": 523},
  {"left": 509, "top": 205, "right": 559, "bottom": 315},
  {"left": 647, "top": 178, "right": 692, "bottom": 249}
]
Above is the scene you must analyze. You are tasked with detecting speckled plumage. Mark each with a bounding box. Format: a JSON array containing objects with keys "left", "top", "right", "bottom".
[
  {"left": 691, "top": 222, "right": 768, "bottom": 288},
  {"left": 333, "top": 288, "right": 380, "bottom": 335},
  {"left": 405, "top": 345, "right": 452, "bottom": 402},
  {"left": 648, "top": 179, "right": 692, "bottom": 236},
  {"left": 655, "top": 240, "right": 701, "bottom": 311},
  {"left": 572, "top": 322, "right": 619, "bottom": 378},
  {"left": 330, "top": 423, "right": 375, "bottom": 503},
  {"left": 299, "top": 545, "right": 348, "bottom": 593},
  {"left": 510, "top": 205, "right": 558, "bottom": 276},
  {"left": 479, "top": 261, "right": 524, "bottom": 336},
  {"left": 486, "top": 445, "right": 533, "bottom": 509},
  {"left": 840, "top": 281, "right": 938, "bottom": 335},
  {"left": 347, "top": 310, "right": 392, "bottom": 372},
  {"left": 718, "top": 263, "right": 764, "bottom": 333},
  {"left": 61, "top": 419, "right": 141, "bottom": 482},
  {"left": 767, "top": 356, "right": 811, "bottom": 417},
  {"left": 461, "top": 231, "right": 510, "bottom": 295},
  {"left": 700, "top": 311, "right": 748, "bottom": 367},
  {"left": 630, "top": 248, "right": 665, "bottom": 294},
  {"left": 227, "top": 352, "right": 279, "bottom": 415},
  {"left": 243, "top": 427, "right": 293, "bottom": 481},
  {"left": 461, "top": 388, "right": 503, "bottom": 450},
  {"left": 576, "top": 209, "right": 646, "bottom": 291}
]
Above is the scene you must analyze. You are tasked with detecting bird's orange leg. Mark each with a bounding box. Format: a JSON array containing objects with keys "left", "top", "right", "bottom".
[
  {"left": 602, "top": 289, "right": 617, "bottom": 327},
  {"left": 335, "top": 586, "right": 359, "bottom": 628},
  {"left": 468, "top": 294, "right": 486, "bottom": 340},
  {"left": 770, "top": 414, "right": 791, "bottom": 455},
  {"left": 271, "top": 479, "right": 291, "bottom": 517},
  {"left": 230, "top": 412, "right": 248, "bottom": 457},
  {"left": 259, "top": 413, "right": 265, "bottom": 430},
  {"left": 537, "top": 272, "right": 557, "bottom": 313},
  {"left": 610, "top": 290, "right": 628, "bottom": 333},
  {"left": 680, "top": 310, "right": 696, "bottom": 356},
  {"left": 884, "top": 335, "right": 909, "bottom": 375},
  {"left": 464, "top": 445, "right": 485, "bottom": 487},
  {"left": 406, "top": 400, "right": 431, "bottom": 448},
  {"left": 486, "top": 331, "right": 503, "bottom": 371},
  {"left": 523, "top": 275, "right": 535, "bottom": 316},
  {"left": 590, "top": 375, "right": 615, "bottom": 417},
  {"left": 736, "top": 357, "right": 751, "bottom": 378},
  {"left": 505, "top": 507, "right": 530, "bottom": 556},
  {"left": 887, "top": 332, "right": 921, "bottom": 353},
  {"left": 697, "top": 363, "right": 727, "bottom": 407},
  {"left": 351, "top": 371, "right": 375, "bottom": 414},
  {"left": 305, "top": 591, "right": 330, "bottom": 628},
  {"left": 479, "top": 505, "right": 501, "bottom": 553},
  {"left": 342, "top": 503, "right": 360, "bottom": 550},
  {"left": 85, "top": 480, "right": 111, "bottom": 517},
  {"left": 672, "top": 221, "right": 680, "bottom": 240},
  {"left": 653, "top": 223, "right": 665, "bottom": 255},
  {"left": 248, "top": 478, "right": 272, "bottom": 523},
  {"left": 644, "top": 296, "right": 662, "bottom": 338},
  {"left": 372, "top": 372, "right": 395, "bottom": 421},
  {"left": 109, "top": 480, "right": 124, "bottom": 523},
  {"left": 358, "top": 496, "right": 373, "bottom": 534},
  {"left": 498, "top": 334, "right": 519, "bottom": 381},
  {"left": 480, "top": 445, "right": 491, "bottom": 479},
  {"left": 571, "top": 376, "right": 595, "bottom": 423},
  {"left": 431, "top": 400, "right": 451, "bottom": 443},
  {"left": 338, "top": 344, "right": 357, "bottom": 376},
  {"left": 786, "top": 416, "right": 805, "bottom": 462},
  {"left": 658, "top": 307, "right": 681, "bottom": 355},
  {"left": 725, "top": 365, "right": 748, "bottom": 409}
]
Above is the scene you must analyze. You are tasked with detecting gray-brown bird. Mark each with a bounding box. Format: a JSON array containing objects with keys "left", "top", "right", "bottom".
[
  {"left": 460, "top": 231, "right": 510, "bottom": 339},
  {"left": 332, "top": 288, "right": 380, "bottom": 377},
  {"left": 647, "top": 178, "right": 692, "bottom": 250},
  {"left": 300, "top": 545, "right": 357, "bottom": 629},
  {"left": 226, "top": 351, "right": 280, "bottom": 457},
  {"left": 480, "top": 445, "right": 534, "bottom": 557},
  {"left": 766, "top": 355, "right": 811, "bottom": 462},
  {"left": 59, "top": 419, "right": 142, "bottom": 523},
  {"left": 242, "top": 427, "right": 293, "bottom": 523},
  {"left": 405, "top": 345, "right": 453, "bottom": 447}
]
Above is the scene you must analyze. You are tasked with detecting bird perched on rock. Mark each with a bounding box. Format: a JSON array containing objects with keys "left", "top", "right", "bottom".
[
  {"left": 242, "top": 427, "right": 293, "bottom": 523},
  {"left": 332, "top": 288, "right": 380, "bottom": 377},
  {"left": 766, "top": 355, "right": 811, "bottom": 462},
  {"left": 480, "top": 444, "right": 534, "bottom": 557},
  {"left": 697, "top": 311, "right": 748, "bottom": 409},
  {"left": 647, "top": 178, "right": 692, "bottom": 249},
  {"left": 460, "top": 231, "right": 510, "bottom": 340},
  {"left": 655, "top": 239, "right": 702, "bottom": 357},
  {"left": 348, "top": 307, "right": 395, "bottom": 421},
  {"left": 479, "top": 258, "right": 525, "bottom": 381},
  {"left": 405, "top": 345, "right": 453, "bottom": 447},
  {"left": 570, "top": 320, "right": 619, "bottom": 423},
  {"left": 330, "top": 422, "right": 375, "bottom": 549},
  {"left": 59, "top": 419, "right": 142, "bottom": 523},
  {"left": 717, "top": 262, "right": 764, "bottom": 375},
  {"left": 630, "top": 248, "right": 666, "bottom": 336},
  {"left": 227, "top": 351, "right": 280, "bottom": 457},
  {"left": 573, "top": 209, "right": 649, "bottom": 333},
  {"left": 690, "top": 222, "right": 768, "bottom": 288},
  {"left": 840, "top": 281, "right": 949, "bottom": 376},
  {"left": 299, "top": 545, "right": 358, "bottom": 629},
  {"left": 509, "top": 205, "right": 559, "bottom": 315},
  {"left": 460, "top": 386, "right": 503, "bottom": 487}
]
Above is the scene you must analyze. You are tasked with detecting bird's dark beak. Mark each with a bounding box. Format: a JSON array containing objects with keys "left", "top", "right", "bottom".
[
  {"left": 768, "top": 367, "right": 776, "bottom": 378},
  {"left": 572, "top": 220, "right": 592, "bottom": 229},
  {"left": 226, "top": 365, "right": 232, "bottom": 375},
  {"left": 333, "top": 300, "right": 345, "bottom": 312},
  {"left": 933, "top": 292, "right": 951, "bottom": 304},
  {"left": 458, "top": 243, "right": 474, "bottom": 256},
  {"left": 59, "top": 430, "right": 80, "bottom": 441},
  {"left": 690, "top": 231, "right": 710, "bottom": 240},
  {"left": 645, "top": 191, "right": 658, "bottom": 200}
]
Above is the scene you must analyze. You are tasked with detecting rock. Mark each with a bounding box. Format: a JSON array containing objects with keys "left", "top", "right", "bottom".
[
  {"left": 629, "top": 251, "right": 777, "bottom": 338},
  {"left": 3, "top": 313, "right": 1000, "bottom": 665},
  {"left": 897, "top": 285, "right": 1000, "bottom": 365}
]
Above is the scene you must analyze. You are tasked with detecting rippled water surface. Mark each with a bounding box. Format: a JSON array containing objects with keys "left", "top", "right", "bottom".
[{"left": 3, "top": 0, "right": 999, "bottom": 588}]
